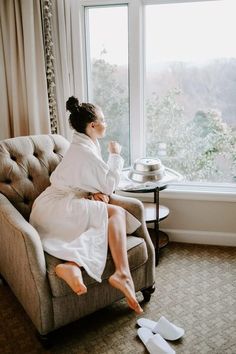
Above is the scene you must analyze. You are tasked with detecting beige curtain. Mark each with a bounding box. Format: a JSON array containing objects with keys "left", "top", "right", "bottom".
[
  {"left": 51, "top": 0, "right": 85, "bottom": 140},
  {"left": 0, "top": 0, "right": 50, "bottom": 140}
]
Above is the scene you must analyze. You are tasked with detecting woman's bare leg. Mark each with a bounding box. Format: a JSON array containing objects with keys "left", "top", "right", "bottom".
[
  {"left": 55, "top": 262, "right": 87, "bottom": 295},
  {"left": 107, "top": 205, "right": 143, "bottom": 314}
]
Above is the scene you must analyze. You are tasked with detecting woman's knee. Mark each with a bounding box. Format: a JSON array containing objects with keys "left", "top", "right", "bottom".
[{"left": 107, "top": 204, "right": 126, "bottom": 219}]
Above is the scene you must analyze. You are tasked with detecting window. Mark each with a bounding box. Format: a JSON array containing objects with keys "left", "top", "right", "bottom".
[
  {"left": 84, "top": 5, "right": 130, "bottom": 165},
  {"left": 81, "top": 0, "right": 236, "bottom": 185},
  {"left": 145, "top": 0, "right": 236, "bottom": 183}
]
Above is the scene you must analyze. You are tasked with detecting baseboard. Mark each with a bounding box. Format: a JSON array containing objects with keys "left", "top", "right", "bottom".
[{"left": 161, "top": 228, "right": 236, "bottom": 247}]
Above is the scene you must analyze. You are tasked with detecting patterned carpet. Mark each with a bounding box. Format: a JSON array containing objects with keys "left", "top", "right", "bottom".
[{"left": 0, "top": 242, "right": 236, "bottom": 354}]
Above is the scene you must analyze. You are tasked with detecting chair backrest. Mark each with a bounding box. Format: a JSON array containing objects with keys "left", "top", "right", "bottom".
[{"left": 0, "top": 134, "right": 69, "bottom": 220}]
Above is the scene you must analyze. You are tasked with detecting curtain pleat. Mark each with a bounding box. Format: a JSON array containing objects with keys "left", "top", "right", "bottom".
[
  {"left": 0, "top": 0, "right": 51, "bottom": 139},
  {"left": 0, "top": 15, "right": 11, "bottom": 138},
  {"left": 51, "top": 0, "right": 84, "bottom": 140}
]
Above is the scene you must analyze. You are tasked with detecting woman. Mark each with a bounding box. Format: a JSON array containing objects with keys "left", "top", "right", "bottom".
[{"left": 30, "top": 96, "right": 143, "bottom": 314}]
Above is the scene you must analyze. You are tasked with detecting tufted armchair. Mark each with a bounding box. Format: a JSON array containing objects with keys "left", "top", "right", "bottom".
[{"left": 0, "top": 134, "right": 155, "bottom": 342}]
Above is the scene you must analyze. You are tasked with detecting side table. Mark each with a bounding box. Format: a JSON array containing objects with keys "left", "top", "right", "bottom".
[{"left": 121, "top": 184, "right": 170, "bottom": 266}]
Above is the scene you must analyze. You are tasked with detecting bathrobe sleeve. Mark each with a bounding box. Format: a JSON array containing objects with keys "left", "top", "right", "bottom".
[
  {"left": 98, "top": 153, "right": 124, "bottom": 195},
  {"left": 77, "top": 150, "right": 124, "bottom": 196}
]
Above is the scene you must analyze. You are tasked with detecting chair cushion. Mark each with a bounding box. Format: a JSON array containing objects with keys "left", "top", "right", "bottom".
[{"left": 46, "top": 235, "right": 148, "bottom": 297}]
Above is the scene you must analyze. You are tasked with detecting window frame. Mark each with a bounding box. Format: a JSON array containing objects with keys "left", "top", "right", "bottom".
[
  {"left": 78, "top": 0, "right": 236, "bottom": 191},
  {"left": 80, "top": 0, "right": 145, "bottom": 162}
]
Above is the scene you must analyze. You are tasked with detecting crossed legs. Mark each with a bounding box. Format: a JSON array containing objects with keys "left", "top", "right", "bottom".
[
  {"left": 107, "top": 204, "right": 143, "bottom": 314},
  {"left": 55, "top": 204, "right": 143, "bottom": 314}
]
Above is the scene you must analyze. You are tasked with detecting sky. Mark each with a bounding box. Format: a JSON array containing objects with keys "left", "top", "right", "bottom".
[
  {"left": 87, "top": 5, "right": 128, "bottom": 65},
  {"left": 87, "top": 0, "right": 236, "bottom": 66}
]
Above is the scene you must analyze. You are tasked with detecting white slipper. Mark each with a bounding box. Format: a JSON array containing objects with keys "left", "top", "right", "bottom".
[
  {"left": 137, "top": 316, "right": 184, "bottom": 341},
  {"left": 137, "top": 328, "right": 176, "bottom": 354}
]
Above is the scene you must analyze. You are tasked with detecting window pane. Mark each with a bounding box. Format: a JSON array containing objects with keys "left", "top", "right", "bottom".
[
  {"left": 85, "top": 5, "right": 130, "bottom": 165},
  {"left": 145, "top": 0, "right": 236, "bottom": 183}
]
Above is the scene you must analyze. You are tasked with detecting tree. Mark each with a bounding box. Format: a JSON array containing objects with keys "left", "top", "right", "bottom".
[
  {"left": 146, "top": 90, "right": 236, "bottom": 182},
  {"left": 91, "top": 58, "right": 130, "bottom": 165}
]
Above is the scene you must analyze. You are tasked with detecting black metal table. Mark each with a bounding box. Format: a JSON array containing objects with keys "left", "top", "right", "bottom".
[{"left": 121, "top": 184, "right": 170, "bottom": 266}]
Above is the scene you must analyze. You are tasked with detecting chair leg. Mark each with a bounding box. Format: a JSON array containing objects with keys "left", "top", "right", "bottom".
[
  {"left": 0, "top": 274, "right": 7, "bottom": 285},
  {"left": 141, "top": 283, "right": 155, "bottom": 302},
  {"left": 36, "top": 332, "right": 52, "bottom": 349}
]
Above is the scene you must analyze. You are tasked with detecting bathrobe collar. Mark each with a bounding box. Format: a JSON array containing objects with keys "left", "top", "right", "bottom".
[{"left": 72, "top": 131, "right": 102, "bottom": 158}]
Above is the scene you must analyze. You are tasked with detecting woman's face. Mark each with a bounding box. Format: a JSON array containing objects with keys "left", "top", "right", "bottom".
[{"left": 93, "top": 109, "right": 107, "bottom": 138}]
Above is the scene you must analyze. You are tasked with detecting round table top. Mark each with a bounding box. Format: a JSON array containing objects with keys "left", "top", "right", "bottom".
[{"left": 117, "top": 167, "right": 182, "bottom": 193}]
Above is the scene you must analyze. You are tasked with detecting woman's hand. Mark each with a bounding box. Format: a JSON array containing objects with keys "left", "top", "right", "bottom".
[
  {"left": 108, "top": 141, "right": 122, "bottom": 154},
  {"left": 91, "top": 193, "right": 110, "bottom": 204}
]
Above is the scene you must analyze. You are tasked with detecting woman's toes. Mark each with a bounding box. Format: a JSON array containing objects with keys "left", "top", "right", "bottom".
[
  {"left": 126, "top": 298, "right": 143, "bottom": 314},
  {"left": 76, "top": 287, "right": 87, "bottom": 296},
  {"left": 134, "top": 303, "right": 143, "bottom": 314}
]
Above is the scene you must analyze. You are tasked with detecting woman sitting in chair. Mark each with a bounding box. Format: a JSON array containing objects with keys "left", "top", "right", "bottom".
[{"left": 30, "top": 96, "right": 143, "bottom": 314}]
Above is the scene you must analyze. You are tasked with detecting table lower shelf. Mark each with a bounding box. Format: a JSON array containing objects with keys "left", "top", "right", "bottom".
[
  {"left": 144, "top": 203, "right": 170, "bottom": 222},
  {"left": 147, "top": 228, "right": 169, "bottom": 249}
]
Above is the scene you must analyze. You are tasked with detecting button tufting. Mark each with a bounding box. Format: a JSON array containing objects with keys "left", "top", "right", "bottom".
[
  {"left": 23, "top": 198, "right": 30, "bottom": 205},
  {"left": 10, "top": 155, "right": 16, "bottom": 161},
  {"left": 33, "top": 152, "right": 38, "bottom": 157},
  {"left": 5, "top": 179, "right": 11, "bottom": 184},
  {"left": 28, "top": 175, "right": 33, "bottom": 181}
]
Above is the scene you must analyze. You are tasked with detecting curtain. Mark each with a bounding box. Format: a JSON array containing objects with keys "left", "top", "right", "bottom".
[
  {"left": 0, "top": 0, "right": 50, "bottom": 140},
  {"left": 51, "top": 0, "right": 85, "bottom": 140}
]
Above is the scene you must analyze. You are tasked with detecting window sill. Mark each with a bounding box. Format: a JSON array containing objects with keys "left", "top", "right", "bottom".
[
  {"left": 161, "top": 183, "right": 236, "bottom": 202},
  {"left": 117, "top": 182, "right": 236, "bottom": 202}
]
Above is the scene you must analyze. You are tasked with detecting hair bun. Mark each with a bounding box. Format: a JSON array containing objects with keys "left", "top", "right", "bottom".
[{"left": 66, "top": 96, "right": 80, "bottom": 114}]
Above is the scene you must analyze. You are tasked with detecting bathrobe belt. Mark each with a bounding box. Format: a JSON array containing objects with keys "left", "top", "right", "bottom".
[{"left": 50, "top": 185, "right": 91, "bottom": 199}]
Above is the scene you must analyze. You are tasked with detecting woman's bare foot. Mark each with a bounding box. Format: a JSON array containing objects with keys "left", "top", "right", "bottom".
[
  {"left": 109, "top": 272, "right": 143, "bottom": 314},
  {"left": 55, "top": 262, "right": 87, "bottom": 295}
]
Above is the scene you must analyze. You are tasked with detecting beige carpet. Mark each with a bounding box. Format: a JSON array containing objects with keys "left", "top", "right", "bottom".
[{"left": 0, "top": 242, "right": 236, "bottom": 354}]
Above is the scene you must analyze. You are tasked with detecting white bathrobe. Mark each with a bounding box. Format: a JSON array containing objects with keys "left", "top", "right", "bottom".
[{"left": 30, "top": 132, "right": 140, "bottom": 282}]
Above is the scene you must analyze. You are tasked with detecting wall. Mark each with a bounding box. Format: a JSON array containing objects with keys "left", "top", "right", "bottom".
[
  {"left": 117, "top": 187, "right": 236, "bottom": 247},
  {"left": 159, "top": 196, "right": 236, "bottom": 246}
]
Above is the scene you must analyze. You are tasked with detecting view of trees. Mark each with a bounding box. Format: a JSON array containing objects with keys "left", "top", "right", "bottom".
[
  {"left": 90, "top": 57, "right": 236, "bottom": 183},
  {"left": 146, "top": 88, "right": 236, "bottom": 182},
  {"left": 91, "top": 58, "right": 130, "bottom": 165}
]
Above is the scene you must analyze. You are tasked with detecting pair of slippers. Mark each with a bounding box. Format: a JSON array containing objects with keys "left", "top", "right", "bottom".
[{"left": 137, "top": 316, "right": 185, "bottom": 354}]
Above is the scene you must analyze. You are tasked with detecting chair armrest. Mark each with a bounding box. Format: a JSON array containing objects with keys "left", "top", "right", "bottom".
[
  {"left": 0, "top": 193, "right": 53, "bottom": 334},
  {"left": 109, "top": 193, "right": 155, "bottom": 286},
  {"left": 110, "top": 193, "right": 145, "bottom": 223}
]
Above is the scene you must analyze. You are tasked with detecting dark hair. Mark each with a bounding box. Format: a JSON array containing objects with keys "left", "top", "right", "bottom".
[{"left": 66, "top": 96, "right": 99, "bottom": 134}]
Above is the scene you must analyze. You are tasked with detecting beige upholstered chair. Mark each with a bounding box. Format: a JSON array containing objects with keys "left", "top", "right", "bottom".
[{"left": 0, "top": 134, "right": 155, "bottom": 343}]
